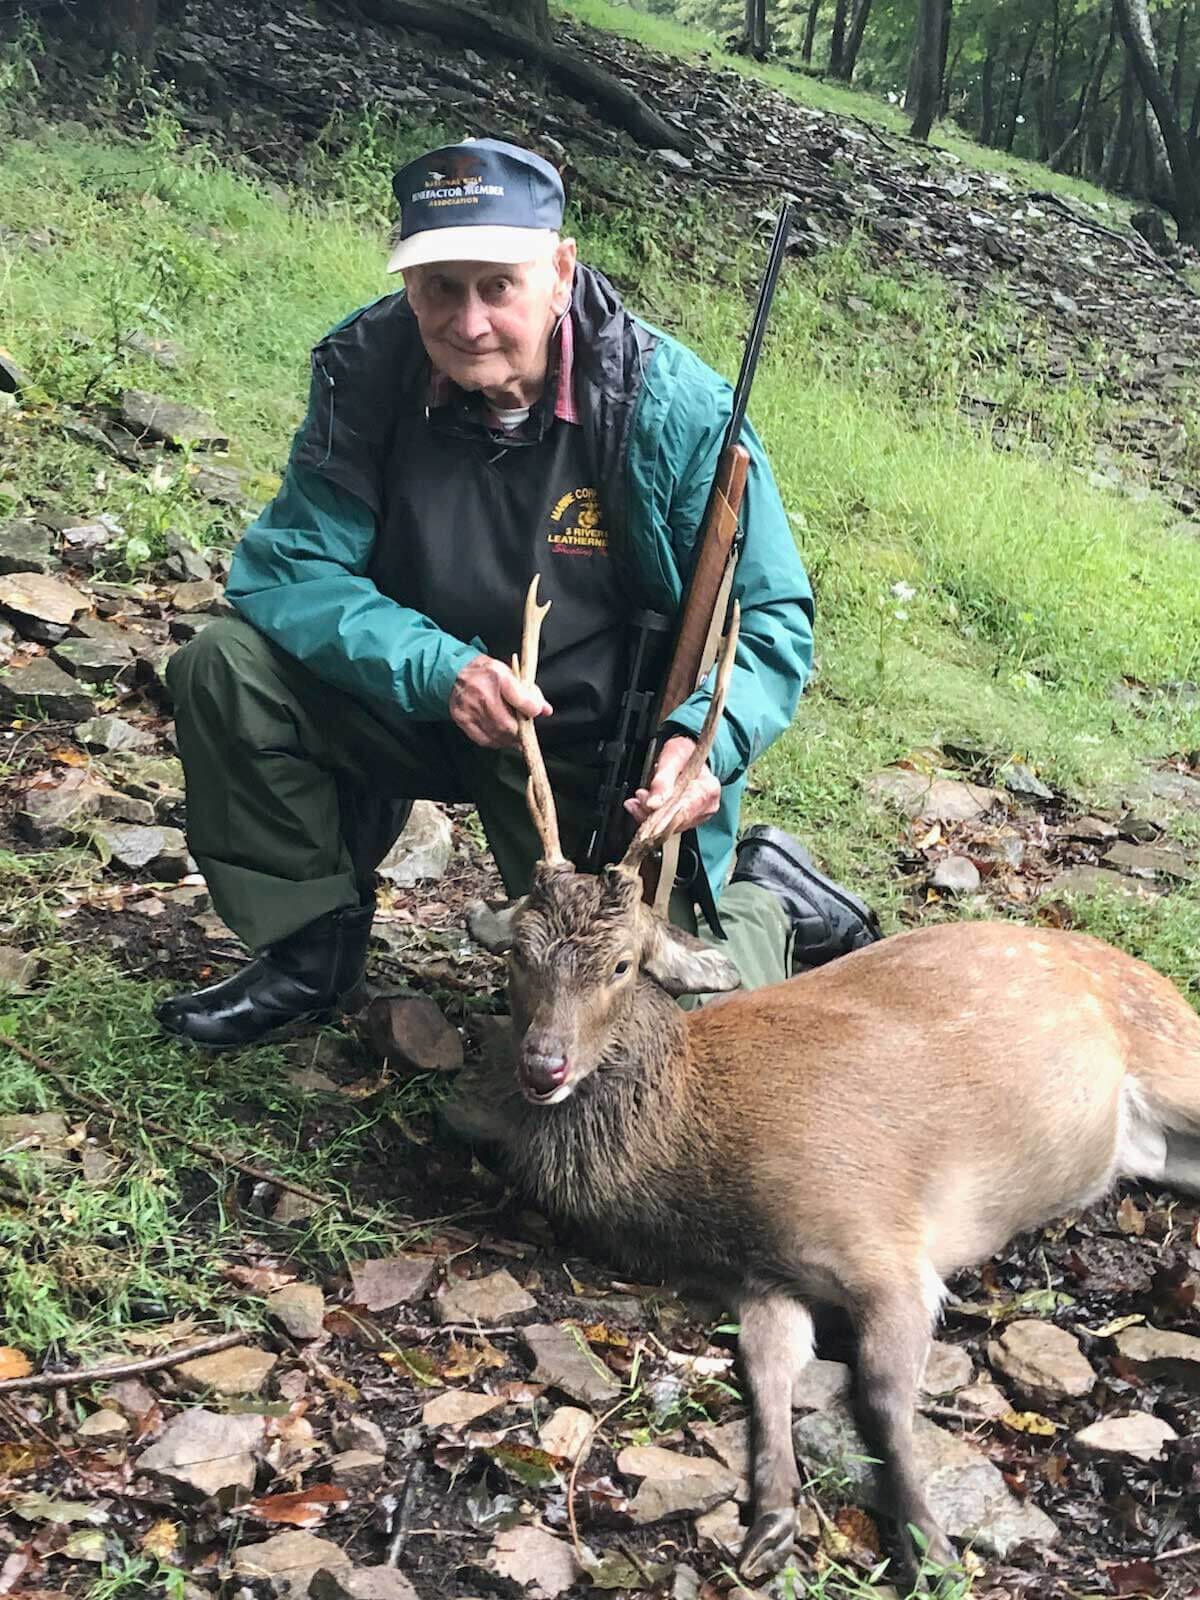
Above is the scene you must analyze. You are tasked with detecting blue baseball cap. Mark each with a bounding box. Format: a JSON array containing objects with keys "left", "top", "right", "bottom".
[{"left": 388, "top": 138, "right": 565, "bottom": 273}]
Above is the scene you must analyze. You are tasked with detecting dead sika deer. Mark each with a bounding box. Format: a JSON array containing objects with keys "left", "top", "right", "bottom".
[{"left": 451, "top": 577, "right": 1200, "bottom": 1583}]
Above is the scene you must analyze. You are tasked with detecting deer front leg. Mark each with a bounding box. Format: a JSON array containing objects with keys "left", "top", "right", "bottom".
[{"left": 737, "top": 1293, "right": 814, "bottom": 1581}]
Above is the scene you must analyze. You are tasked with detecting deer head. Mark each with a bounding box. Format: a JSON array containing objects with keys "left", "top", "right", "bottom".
[{"left": 469, "top": 577, "right": 741, "bottom": 1105}]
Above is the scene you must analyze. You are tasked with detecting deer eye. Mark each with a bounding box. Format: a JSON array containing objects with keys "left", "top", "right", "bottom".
[{"left": 613, "top": 958, "right": 632, "bottom": 979}]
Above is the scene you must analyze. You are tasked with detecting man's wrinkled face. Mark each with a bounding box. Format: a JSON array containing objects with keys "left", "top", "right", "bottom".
[{"left": 403, "top": 239, "right": 576, "bottom": 405}]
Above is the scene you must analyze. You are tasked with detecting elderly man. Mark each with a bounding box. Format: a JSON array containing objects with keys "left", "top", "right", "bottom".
[{"left": 157, "top": 138, "right": 875, "bottom": 1049}]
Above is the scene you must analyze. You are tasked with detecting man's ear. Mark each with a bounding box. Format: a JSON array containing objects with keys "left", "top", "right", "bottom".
[
  {"left": 467, "top": 898, "right": 526, "bottom": 955},
  {"left": 641, "top": 920, "right": 742, "bottom": 998}
]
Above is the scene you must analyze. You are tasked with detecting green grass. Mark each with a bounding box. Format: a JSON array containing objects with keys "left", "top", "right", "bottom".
[
  {"left": 1, "top": 97, "right": 1199, "bottom": 1356},
  {"left": 559, "top": 0, "right": 1137, "bottom": 215}
]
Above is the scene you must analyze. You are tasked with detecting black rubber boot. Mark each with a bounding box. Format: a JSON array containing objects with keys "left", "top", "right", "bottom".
[
  {"left": 730, "top": 824, "right": 882, "bottom": 972},
  {"left": 156, "top": 903, "right": 375, "bottom": 1050}
]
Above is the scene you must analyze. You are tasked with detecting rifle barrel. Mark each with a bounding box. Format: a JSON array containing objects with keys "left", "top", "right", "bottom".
[{"left": 725, "top": 202, "right": 794, "bottom": 455}]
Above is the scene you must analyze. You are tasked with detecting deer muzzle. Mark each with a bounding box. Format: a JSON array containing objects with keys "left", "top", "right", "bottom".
[{"left": 519, "top": 1032, "right": 572, "bottom": 1103}]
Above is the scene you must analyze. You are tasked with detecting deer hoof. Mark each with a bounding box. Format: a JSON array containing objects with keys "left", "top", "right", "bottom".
[{"left": 739, "top": 1509, "right": 795, "bottom": 1580}]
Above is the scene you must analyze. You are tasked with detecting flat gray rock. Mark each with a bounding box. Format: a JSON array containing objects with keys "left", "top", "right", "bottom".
[
  {"left": 165, "top": 529, "right": 213, "bottom": 582},
  {"left": 311, "top": 1569, "right": 421, "bottom": 1600},
  {"left": 171, "top": 578, "right": 226, "bottom": 612},
  {"left": 121, "top": 390, "right": 228, "bottom": 450},
  {"left": 19, "top": 769, "right": 154, "bottom": 847},
  {"left": 1113, "top": 1323, "right": 1200, "bottom": 1384},
  {"left": 74, "top": 714, "right": 157, "bottom": 753},
  {"left": 921, "top": 1341, "right": 974, "bottom": 1396},
  {"left": 266, "top": 1282, "right": 326, "bottom": 1341},
  {"left": 361, "top": 993, "right": 463, "bottom": 1073},
  {"left": 437, "top": 1267, "right": 535, "bottom": 1324},
  {"left": 0, "top": 656, "right": 96, "bottom": 721},
  {"left": 348, "top": 1253, "right": 436, "bottom": 1312},
  {"left": 51, "top": 636, "right": 135, "bottom": 685},
  {"left": 1074, "top": 1412, "right": 1178, "bottom": 1462},
  {"left": 930, "top": 854, "right": 981, "bottom": 894},
  {"left": 792, "top": 1358, "right": 852, "bottom": 1412},
  {"left": 1102, "top": 841, "right": 1195, "bottom": 881},
  {"left": 137, "top": 1407, "right": 264, "bottom": 1501},
  {"left": 988, "top": 1320, "right": 1095, "bottom": 1404},
  {"left": 617, "top": 1444, "right": 738, "bottom": 1523},
  {"left": 523, "top": 1322, "right": 621, "bottom": 1406},
  {"left": 866, "top": 770, "right": 1003, "bottom": 823},
  {"left": 793, "top": 1402, "right": 1057, "bottom": 1556},
  {"left": 330, "top": 1448, "right": 385, "bottom": 1488},
  {"left": 333, "top": 1416, "right": 387, "bottom": 1456},
  {"left": 377, "top": 801, "right": 453, "bottom": 886},
  {"left": 175, "top": 1344, "right": 277, "bottom": 1397},
  {"left": 0, "top": 520, "right": 56, "bottom": 574},
  {"left": 1043, "top": 865, "right": 1161, "bottom": 900},
  {"left": 233, "top": 1531, "right": 350, "bottom": 1598},
  {"left": 0, "top": 570, "right": 87, "bottom": 629},
  {"left": 93, "top": 822, "right": 188, "bottom": 878}
]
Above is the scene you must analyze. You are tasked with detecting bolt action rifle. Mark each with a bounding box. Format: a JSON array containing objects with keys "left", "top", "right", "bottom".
[{"left": 584, "top": 204, "right": 795, "bottom": 920}]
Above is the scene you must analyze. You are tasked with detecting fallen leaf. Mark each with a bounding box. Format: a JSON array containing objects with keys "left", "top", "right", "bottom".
[
  {"left": 13, "top": 1494, "right": 109, "bottom": 1527},
  {"left": 45, "top": 746, "right": 89, "bottom": 767},
  {"left": 1086, "top": 1313, "right": 1146, "bottom": 1338},
  {"left": 443, "top": 1335, "right": 507, "bottom": 1379},
  {"left": 584, "top": 1553, "right": 671, "bottom": 1589},
  {"left": 1106, "top": 1558, "right": 1163, "bottom": 1597},
  {"left": 323, "top": 1307, "right": 389, "bottom": 1349},
  {"left": 139, "top": 1521, "right": 178, "bottom": 1560},
  {"left": 62, "top": 1530, "right": 106, "bottom": 1563},
  {"left": 1117, "top": 1196, "right": 1146, "bottom": 1236},
  {"left": 222, "top": 1263, "right": 298, "bottom": 1295},
  {"left": 0, "top": 1347, "right": 32, "bottom": 1380},
  {"left": 0, "top": 1441, "right": 51, "bottom": 1479},
  {"left": 568, "top": 1321, "right": 631, "bottom": 1350},
  {"left": 122, "top": 1318, "right": 200, "bottom": 1350},
  {"left": 1000, "top": 1410, "right": 1060, "bottom": 1436},
  {"left": 422, "top": 1390, "right": 505, "bottom": 1429},
  {"left": 247, "top": 1484, "right": 350, "bottom": 1528},
  {"left": 833, "top": 1506, "right": 883, "bottom": 1562},
  {"left": 378, "top": 1347, "right": 444, "bottom": 1386},
  {"left": 488, "top": 1442, "right": 564, "bottom": 1488},
  {"left": 464, "top": 1479, "right": 521, "bottom": 1531}
]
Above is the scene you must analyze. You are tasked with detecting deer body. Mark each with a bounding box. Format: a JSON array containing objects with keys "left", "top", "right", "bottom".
[
  {"left": 468, "top": 579, "right": 1200, "bottom": 1579},
  {"left": 462, "top": 901, "right": 1200, "bottom": 1579}
]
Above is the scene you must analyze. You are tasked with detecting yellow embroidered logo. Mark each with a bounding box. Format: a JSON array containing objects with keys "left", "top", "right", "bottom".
[{"left": 548, "top": 487, "right": 608, "bottom": 557}]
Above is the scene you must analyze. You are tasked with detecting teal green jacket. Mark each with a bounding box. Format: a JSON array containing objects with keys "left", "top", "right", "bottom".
[{"left": 227, "top": 267, "right": 813, "bottom": 895}]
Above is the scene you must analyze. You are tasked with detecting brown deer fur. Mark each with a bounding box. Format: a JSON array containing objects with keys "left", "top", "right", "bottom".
[{"left": 455, "top": 862, "right": 1200, "bottom": 1581}]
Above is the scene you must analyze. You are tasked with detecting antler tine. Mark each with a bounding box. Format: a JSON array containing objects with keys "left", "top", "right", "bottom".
[
  {"left": 618, "top": 602, "right": 741, "bottom": 877},
  {"left": 512, "top": 574, "right": 566, "bottom": 867}
]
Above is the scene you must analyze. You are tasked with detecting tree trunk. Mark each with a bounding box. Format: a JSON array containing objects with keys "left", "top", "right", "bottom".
[
  {"left": 941, "top": 37, "right": 963, "bottom": 117},
  {"left": 737, "top": 0, "right": 769, "bottom": 58},
  {"left": 801, "top": 0, "right": 822, "bottom": 63},
  {"left": 1169, "top": 0, "right": 1188, "bottom": 111},
  {"left": 1113, "top": 0, "right": 1200, "bottom": 241},
  {"left": 980, "top": 46, "right": 996, "bottom": 145},
  {"left": 482, "top": 0, "right": 549, "bottom": 37},
  {"left": 828, "top": 0, "right": 849, "bottom": 75},
  {"left": 1190, "top": 75, "right": 1200, "bottom": 157},
  {"left": 908, "top": 0, "right": 946, "bottom": 140},
  {"left": 834, "top": 0, "right": 873, "bottom": 80},
  {"left": 937, "top": 0, "right": 953, "bottom": 103},
  {"left": 1102, "top": 50, "right": 1136, "bottom": 182},
  {"left": 1050, "top": 6, "right": 1115, "bottom": 173},
  {"left": 1039, "top": 0, "right": 1062, "bottom": 161},
  {"left": 359, "top": 0, "right": 691, "bottom": 153},
  {"left": 1116, "top": 0, "right": 1175, "bottom": 194},
  {"left": 1004, "top": 21, "right": 1041, "bottom": 151}
]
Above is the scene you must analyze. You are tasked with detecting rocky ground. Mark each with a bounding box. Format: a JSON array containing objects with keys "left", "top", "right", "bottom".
[
  {"left": 1, "top": 6, "right": 1200, "bottom": 1596},
  {"left": 0, "top": 383, "right": 1197, "bottom": 1599}
]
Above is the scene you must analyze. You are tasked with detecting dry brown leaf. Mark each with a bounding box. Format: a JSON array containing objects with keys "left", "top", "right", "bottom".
[
  {"left": 247, "top": 1484, "right": 350, "bottom": 1528},
  {"left": 139, "top": 1520, "right": 179, "bottom": 1560},
  {"left": 442, "top": 1336, "right": 507, "bottom": 1379},
  {"left": 568, "top": 1321, "right": 631, "bottom": 1350},
  {"left": 1116, "top": 1195, "right": 1146, "bottom": 1236},
  {"left": 222, "top": 1263, "right": 298, "bottom": 1295},
  {"left": 0, "top": 1347, "right": 32, "bottom": 1380}
]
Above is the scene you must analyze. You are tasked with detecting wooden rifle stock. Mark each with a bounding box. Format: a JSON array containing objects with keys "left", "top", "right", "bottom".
[{"left": 640, "top": 440, "right": 750, "bottom": 911}]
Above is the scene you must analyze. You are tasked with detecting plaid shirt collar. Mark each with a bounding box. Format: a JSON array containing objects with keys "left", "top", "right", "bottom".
[{"left": 427, "top": 310, "right": 579, "bottom": 430}]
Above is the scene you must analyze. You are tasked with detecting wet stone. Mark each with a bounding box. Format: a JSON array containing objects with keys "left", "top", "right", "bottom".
[
  {"left": 93, "top": 822, "right": 189, "bottom": 878},
  {"left": 921, "top": 1341, "right": 974, "bottom": 1396},
  {"left": 1001, "top": 761, "right": 1054, "bottom": 800},
  {"left": 987, "top": 1319, "right": 1095, "bottom": 1404},
  {"left": 791, "top": 1358, "right": 852, "bottom": 1412},
  {"left": 1043, "top": 865, "right": 1161, "bottom": 900},
  {"left": 0, "top": 656, "right": 97, "bottom": 720},
  {"left": 137, "top": 1407, "right": 264, "bottom": 1501},
  {"left": 436, "top": 1267, "right": 535, "bottom": 1324},
  {"left": 1073, "top": 1412, "right": 1178, "bottom": 1462},
  {"left": 76, "top": 1409, "right": 130, "bottom": 1441},
  {"left": 930, "top": 854, "right": 981, "bottom": 895},
  {"left": 75, "top": 714, "right": 158, "bottom": 753},
  {"left": 165, "top": 529, "right": 213, "bottom": 583},
  {"left": 0, "top": 520, "right": 56, "bottom": 575},
  {"left": 121, "top": 390, "right": 229, "bottom": 451},
  {"left": 361, "top": 992, "right": 463, "bottom": 1073},
  {"left": 266, "top": 1282, "right": 326, "bottom": 1341},
  {"left": 0, "top": 570, "right": 88, "bottom": 632},
  {"left": 190, "top": 462, "right": 248, "bottom": 507},
  {"left": 1113, "top": 1323, "right": 1200, "bottom": 1384},
  {"left": 523, "top": 1322, "right": 621, "bottom": 1407},
  {"left": 617, "top": 1444, "right": 738, "bottom": 1523},
  {"left": 348, "top": 1253, "right": 436, "bottom": 1312},
  {"left": 233, "top": 1531, "right": 350, "bottom": 1598},
  {"left": 311, "top": 1570, "right": 421, "bottom": 1600},
  {"left": 175, "top": 1344, "right": 277, "bottom": 1397},
  {"left": 1102, "top": 841, "right": 1195, "bottom": 881},
  {"left": 170, "top": 578, "right": 226, "bottom": 612},
  {"left": 866, "top": 770, "right": 1004, "bottom": 823},
  {"left": 333, "top": 1416, "right": 387, "bottom": 1455},
  {"left": 51, "top": 636, "right": 135, "bottom": 685},
  {"left": 19, "top": 770, "right": 152, "bottom": 848}
]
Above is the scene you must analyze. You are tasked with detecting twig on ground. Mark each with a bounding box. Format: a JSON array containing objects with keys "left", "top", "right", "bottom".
[
  {"left": 0, "top": 1329, "right": 247, "bottom": 1394},
  {"left": 0, "top": 1031, "right": 417, "bottom": 1237},
  {"left": 615, "top": 1536, "right": 658, "bottom": 1588},
  {"left": 386, "top": 1458, "right": 427, "bottom": 1566},
  {"left": 1156, "top": 1541, "right": 1200, "bottom": 1564}
]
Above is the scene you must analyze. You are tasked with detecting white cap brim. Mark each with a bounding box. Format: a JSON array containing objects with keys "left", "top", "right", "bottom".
[{"left": 387, "top": 225, "right": 558, "bottom": 273}]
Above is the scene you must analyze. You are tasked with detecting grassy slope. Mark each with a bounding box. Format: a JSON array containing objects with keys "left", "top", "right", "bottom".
[{"left": 1, "top": 89, "right": 1199, "bottom": 1363}]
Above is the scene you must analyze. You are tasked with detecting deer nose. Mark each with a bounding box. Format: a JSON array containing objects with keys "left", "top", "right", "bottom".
[{"left": 521, "top": 1046, "right": 569, "bottom": 1097}]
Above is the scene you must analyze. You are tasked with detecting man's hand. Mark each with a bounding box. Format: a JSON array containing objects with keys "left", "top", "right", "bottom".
[
  {"left": 624, "top": 734, "right": 720, "bottom": 833},
  {"left": 450, "top": 655, "right": 552, "bottom": 748}
]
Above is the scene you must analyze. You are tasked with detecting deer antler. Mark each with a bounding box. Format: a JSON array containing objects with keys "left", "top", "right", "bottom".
[
  {"left": 617, "top": 602, "right": 741, "bottom": 878},
  {"left": 512, "top": 575, "right": 566, "bottom": 867}
]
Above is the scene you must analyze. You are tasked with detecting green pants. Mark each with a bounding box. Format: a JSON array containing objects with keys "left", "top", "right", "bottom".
[{"left": 167, "top": 618, "right": 791, "bottom": 991}]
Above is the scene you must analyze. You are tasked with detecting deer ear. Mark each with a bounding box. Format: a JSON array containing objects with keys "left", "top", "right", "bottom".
[
  {"left": 467, "top": 898, "right": 526, "bottom": 954},
  {"left": 642, "top": 920, "right": 742, "bottom": 997}
]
